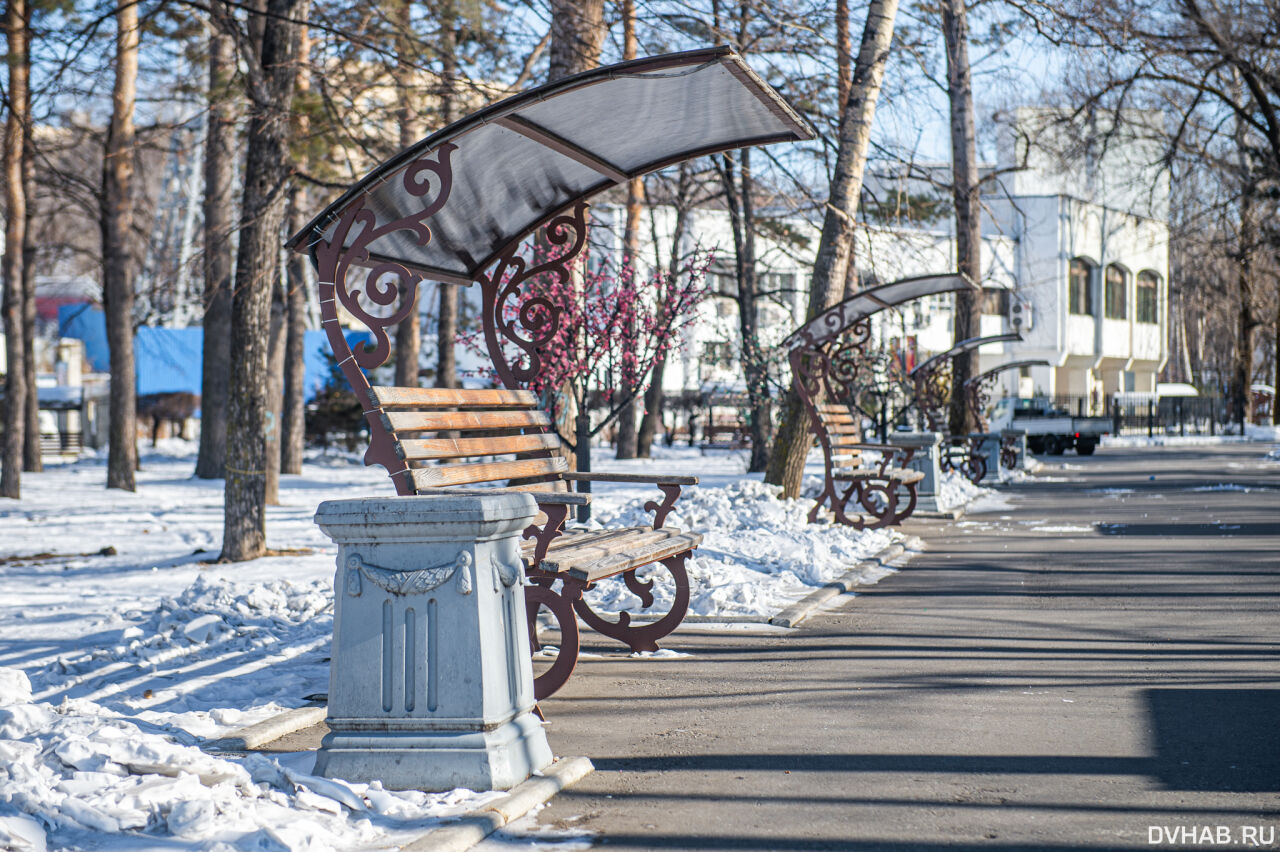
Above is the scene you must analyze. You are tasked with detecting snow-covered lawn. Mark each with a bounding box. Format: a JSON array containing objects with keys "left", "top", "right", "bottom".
[{"left": 0, "top": 440, "right": 921, "bottom": 850}]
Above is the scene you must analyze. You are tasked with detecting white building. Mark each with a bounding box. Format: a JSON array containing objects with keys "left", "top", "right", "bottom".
[{"left": 592, "top": 107, "right": 1170, "bottom": 415}]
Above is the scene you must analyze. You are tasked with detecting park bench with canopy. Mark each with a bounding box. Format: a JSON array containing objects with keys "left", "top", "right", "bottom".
[
  {"left": 782, "top": 273, "right": 977, "bottom": 527},
  {"left": 909, "top": 333, "right": 1021, "bottom": 483},
  {"left": 286, "top": 47, "right": 814, "bottom": 701},
  {"left": 964, "top": 358, "right": 1051, "bottom": 471}
]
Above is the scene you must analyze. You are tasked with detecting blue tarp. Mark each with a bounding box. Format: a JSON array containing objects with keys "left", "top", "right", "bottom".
[{"left": 56, "top": 304, "right": 371, "bottom": 402}]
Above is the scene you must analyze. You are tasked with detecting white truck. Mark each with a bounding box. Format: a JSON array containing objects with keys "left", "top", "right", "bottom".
[{"left": 989, "top": 397, "right": 1111, "bottom": 456}]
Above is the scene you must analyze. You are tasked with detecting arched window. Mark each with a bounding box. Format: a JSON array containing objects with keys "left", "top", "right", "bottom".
[
  {"left": 1068, "top": 257, "right": 1094, "bottom": 316},
  {"left": 1104, "top": 263, "right": 1128, "bottom": 320},
  {"left": 1136, "top": 270, "right": 1160, "bottom": 324}
]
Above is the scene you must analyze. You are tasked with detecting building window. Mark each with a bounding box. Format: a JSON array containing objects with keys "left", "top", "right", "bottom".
[
  {"left": 1068, "top": 258, "right": 1094, "bottom": 316},
  {"left": 1104, "top": 264, "right": 1128, "bottom": 320},
  {"left": 1136, "top": 270, "right": 1160, "bottom": 324}
]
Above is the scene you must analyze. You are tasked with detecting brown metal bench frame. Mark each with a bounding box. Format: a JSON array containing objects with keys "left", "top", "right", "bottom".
[
  {"left": 909, "top": 334, "right": 1025, "bottom": 485},
  {"left": 783, "top": 275, "right": 977, "bottom": 527},
  {"left": 308, "top": 157, "right": 701, "bottom": 702}
]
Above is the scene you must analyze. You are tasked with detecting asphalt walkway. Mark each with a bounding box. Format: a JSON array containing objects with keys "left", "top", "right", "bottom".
[{"left": 531, "top": 444, "right": 1280, "bottom": 850}]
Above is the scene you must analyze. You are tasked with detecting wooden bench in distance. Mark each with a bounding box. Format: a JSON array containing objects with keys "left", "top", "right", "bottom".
[
  {"left": 809, "top": 404, "right": 924, "bottom": 528},
  {"left": 371, "top": 386, "right": 701, "bottom": 701}
]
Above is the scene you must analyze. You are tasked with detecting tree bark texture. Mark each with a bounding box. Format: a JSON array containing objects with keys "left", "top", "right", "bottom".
[
  {"left": 547, "top": 0, "right": 604, "bottom": 81},
  {"left": 392, "top": 0, "right": 422, "bottom": 388},
  {"left": 432, "top": 0, "right": 461, "bottom": 389},
  {"left": 220, "top": 0, "right": 309, "bottom": 561},
  {"left": 20, "top": 23, "right": 40, "bottom": 474},
  {"left": 2, "top": 0, "right": 29, "bottom": 498},
  {"left": 282, "top": 188, "right": 309, "bottom": 474},
  {"left": 102, "top": 0, "right": 139, "bottom": 492},
  {"left": 942, "top": 0, "right": 982, "bottom": 437},
  {"left": 1230, "top": 183, "right": 1258, "bottom": 427},
  {"left": 637, "top": 166, "right": 693, "bottom": 458},
  {"left": 281, "top": 28, "right": 310, "bottom": 474},
  {"left": 264, "top": 276, "right": 286, "bottom": 504},
  {"left": 721, "top": 149, "right": 772, "bottom": 472},
  {"left": 765, "top": 0, "right": 900, "bottom": 497},
  {"left": 614, "top": 0, "right": 641, "bottom": 460},
  {"left": 196, "top": 30, "right": 236, "bottom": 479}
]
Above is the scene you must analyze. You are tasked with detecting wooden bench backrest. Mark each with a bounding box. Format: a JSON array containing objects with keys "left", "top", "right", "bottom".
[
  {"left": 370, "top": 386, "right": 569, "bottom": 494},
  {"left": 815, "top": 404, "right": 867, "bottom": 462}
]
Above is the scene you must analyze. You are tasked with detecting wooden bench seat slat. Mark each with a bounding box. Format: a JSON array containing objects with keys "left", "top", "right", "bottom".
[
  {"left": 824, "top": 423, "right": 862, "bottom": 435},
  {"left": 541, "top": 529, "right": 668, "bottom": 569},
  {"left": 433, "top": 486, "right": 589, "bottom": 505},
  {"left": 561, "top": 532, "right": 704, "bottom": 582},
  {"left": 399, "top": 432, "right": 561, "bottom": 461},
  {"left": 384, "top": 409, "right": 552, "bottom": 432},
  {"left": 409, "top": 456, "right": 568, "bottom": 489},
  {"left": 372, "top": 386, "right": 538, "bottom": 409},
  {"left": 819, "top": 413, "right": 857, "bottom": 425},
  {"left": 833, "top": 467, "right": 924, "bottom": 484}
]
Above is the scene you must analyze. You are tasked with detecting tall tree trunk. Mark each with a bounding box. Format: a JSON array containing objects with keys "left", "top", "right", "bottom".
[
  {"left": 102, "top": 0, "right": 139, "bottom": 492},
  {"left": 1273, "top": 263, "right": 1279, "bottom": 426},
  {"left": 433, "top": 0, "right": 461, "bottom": 390},
  {"left": 765, "top": 0, "right": 899, "bottom": 497},
  {"left": 547, "top": 0, "right": 604, "bottom": 497},
  {"left": 942, "top": 0, "right": 982, "bottom": 437},
  {"left": 393, "top": 0, "right": 422, "bottom": 388},
  {"left": 2, "top": 0, "right": 29, "bottom": 498},
  {"left": 638, "top": 165, "right": 694, "bottom": 458},
  {"left": 282, "top": 188, "right": 309, "bottom": 473},
  {"left": 721, "top": 149, "right": 771, "bottom": 472},
  {"left": 220, "top": 0, "right": 309, "bottom": 562},
  {"left": 196, "top": 29, "right": 236, "bottom": 479},
  {"left": 264, "top": 276, "right": 286, "bottom": 504},
  {"left": 615, "top": 0, "right": 642, "bottom": 460},
  {"left": 20, "top": 26, "right": 40, "bottom": 474},
  {"left": 1230, "top": 182, "right": 1257, "bottom": 428},
  {"left": 281, "top": 27, "right": 311, "bottom": 474},
  {"left": 547, "top": 0, "right": 604, "bottom": 81}
]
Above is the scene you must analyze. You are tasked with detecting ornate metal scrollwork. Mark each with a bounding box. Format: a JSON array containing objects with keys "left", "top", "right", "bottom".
[
  {"left": 313, "top": 143, "right": 456, "bottom": 372},
  {"left": 475, "top": 201, "right": 590, "bottom": 389},
  {"left": 967, "top": 370, "right": 1000, "bottom": 432}
]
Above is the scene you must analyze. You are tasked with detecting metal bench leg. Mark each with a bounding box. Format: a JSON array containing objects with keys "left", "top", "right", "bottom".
[
  {"left": 831, "top": 481, "right": 865, "bottom": 528},
  {"left": 526, "top": 576, "right": 583, "bottom": 702},
  {"left": 572, "top": 552, "right": 692, "bottom": 654}
]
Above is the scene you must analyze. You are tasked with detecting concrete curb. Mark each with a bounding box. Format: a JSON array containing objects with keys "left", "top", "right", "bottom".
[
  {"left": 400, "top": 756, "right": 595, "bottom": 852},
  {"left": 768, "top": 542, "right": 908, "bottom": 628},
  {"left": 204, "top": 704, "right": 328, "bottom": 752}
]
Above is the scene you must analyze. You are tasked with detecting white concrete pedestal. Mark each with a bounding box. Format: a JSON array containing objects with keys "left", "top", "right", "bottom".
[
  {"left": 889, "top": 432, "right": 943, "bottom": 512},
  {"left": 312, "top": 494, "right": 552, "bottom": 791},
  {"left": 971, "top": 432, "right": 1002, "bottom": 481}
]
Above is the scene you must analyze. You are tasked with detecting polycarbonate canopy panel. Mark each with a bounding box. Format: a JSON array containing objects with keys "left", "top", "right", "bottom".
[
  {"left": 784, "top": 274, "right": 977, "bottom": 350},
  {"left": 909, "top": 333, "right": 1022, "bottom": 377},
  {"left": 965, "top": 359, "right": 1052, "bottom": 386},
  {"left": 287, "top": 46, "right": 813, "bottom": 281}
]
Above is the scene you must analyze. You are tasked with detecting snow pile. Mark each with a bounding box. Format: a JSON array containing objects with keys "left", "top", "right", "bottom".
[
  {"left": 0, "top": 668, "right": 489, "bottom": 851},
  {"left": 937, "top": 469, "right": 990, "bottom": 511},
  {"left": 586, "top": 480, "right": 898, "bottom": 618},
  {"left": 31, "top": 575, "right": 334, "bottom": 739},
  {"left": 1264, "top": 446, "right": 1280, "bottom": 461}
]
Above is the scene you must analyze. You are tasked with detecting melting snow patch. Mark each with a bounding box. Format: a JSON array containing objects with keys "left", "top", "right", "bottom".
[{"left": 1190, "top": 484, "right": 1254, "bottom": 492}]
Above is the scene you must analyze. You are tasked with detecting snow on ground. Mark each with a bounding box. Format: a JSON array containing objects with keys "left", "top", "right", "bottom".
[{"left": 0, "top": 440, "right": 927, "bottom": 850}]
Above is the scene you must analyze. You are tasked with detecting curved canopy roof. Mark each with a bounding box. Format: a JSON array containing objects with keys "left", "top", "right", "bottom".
[
  {"left": 964, "top": 359, "right": 1052, "bottom": 387},
  {"left": 784, "top": 274, "right": 977, "bottom": 350},
  {"left": 909, "top": 333, "right": 1022, "bottom": 378},
  {"left": 287, "top": 46, "right": 813, "bottom": 283}
]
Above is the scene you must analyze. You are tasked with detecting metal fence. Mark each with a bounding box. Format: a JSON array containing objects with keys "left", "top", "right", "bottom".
[{"left": 1050, "top": 395, "right": 1227, "bottom": 437}]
